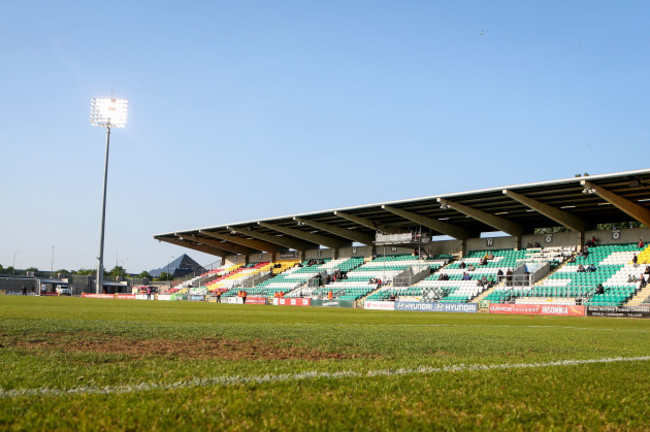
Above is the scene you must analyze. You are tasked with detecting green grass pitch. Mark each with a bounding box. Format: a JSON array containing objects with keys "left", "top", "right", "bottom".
[{"left": 1, "top": 296, "right": 649, "bottom": 430}]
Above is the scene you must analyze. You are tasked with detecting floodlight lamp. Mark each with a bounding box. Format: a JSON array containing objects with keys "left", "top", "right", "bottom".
[
  {"left": 440, "top": 203, "right": 451, "bottom": 210},
  {"left": 90, "top": 98, "right": 128, "bottom": 128},
  {"left": 582, "top": 187, "right": 596, "bottom": 194}
]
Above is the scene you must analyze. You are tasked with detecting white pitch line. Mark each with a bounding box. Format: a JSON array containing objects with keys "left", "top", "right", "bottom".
[
  {"left": 2, "top": 356, "right": 649, "bottom": 399},
  {"left": 241, "top": 322, "right": 650, "bottom": 333}
]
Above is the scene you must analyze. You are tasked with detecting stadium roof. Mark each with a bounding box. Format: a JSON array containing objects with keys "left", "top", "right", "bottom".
[{"left": 155, "top": 169, "right": 650, "bottom": 257}]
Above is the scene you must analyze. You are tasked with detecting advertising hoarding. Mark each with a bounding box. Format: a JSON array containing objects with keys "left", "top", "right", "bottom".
[
  {"left": 586, "top": 306, "right": 650, "bottom": 318},
  {"left": 489, "top": 303, "right": 585, "bottom": 316},
  {"left": 273, "top": 298, "right": 311, "bottom": 306},
  {"left": 364, "top": 301, "right": 396, "bottom": 311},
  {"left": 395, "top": 302, "right": 478, "bottom": 313}
]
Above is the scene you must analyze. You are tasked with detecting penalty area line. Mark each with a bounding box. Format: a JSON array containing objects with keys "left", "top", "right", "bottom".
[{"left": 2, "top": 355, "right": 650, "bottom": 399}]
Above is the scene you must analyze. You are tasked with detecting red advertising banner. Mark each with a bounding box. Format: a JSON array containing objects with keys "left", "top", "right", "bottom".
[
  {"left": 275, "top": 298, "right": 311, "bottom": 306},
  {"left": 244, "top": 297, "right": 267, "bottom": 305},
  {"left": 489, "top": 303, "right": 585, "bottom": 317}
]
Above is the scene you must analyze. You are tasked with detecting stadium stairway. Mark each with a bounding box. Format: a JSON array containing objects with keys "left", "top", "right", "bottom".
[
  {"left": 284, "top": 281, "right": 310, "bottom": 298},
  {"left": 625, "top": 284, "right": 650, "bottom": 306},
  {"left": 471, "top": 280, "right": 507, "bottom": 303}
]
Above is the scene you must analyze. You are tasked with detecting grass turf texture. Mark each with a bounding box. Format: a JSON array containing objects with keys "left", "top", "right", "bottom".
[{"left": 1, "top": 297, "right": 649, "bottom": 431}]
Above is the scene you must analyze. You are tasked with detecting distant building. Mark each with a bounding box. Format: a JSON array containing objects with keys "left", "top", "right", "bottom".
[{"left": 149, "top": 254, "right": 205, "bottom": 279}]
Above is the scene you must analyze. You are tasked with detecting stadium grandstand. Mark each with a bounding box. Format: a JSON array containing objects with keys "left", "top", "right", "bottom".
[{"left": 154, "top": 169, "right": 650, "bottom": 307}]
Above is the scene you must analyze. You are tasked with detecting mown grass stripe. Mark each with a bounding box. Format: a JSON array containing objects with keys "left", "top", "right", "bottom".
[{"left": 2, "top": 356, "right": 649, "bottom": 399}]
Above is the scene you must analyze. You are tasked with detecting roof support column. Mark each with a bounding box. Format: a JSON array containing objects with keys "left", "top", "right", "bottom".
[
  {"left": 294, "top": 217, "right": 375, "bottom": 245},
  {"left": 502, "top": 190, "right": 589, "bottom": 233},
  {"left": 258, "top": 222, "right": 350, "bottom": 249},
  {"left": 177, "top": 234, "right": 255, "bottom": 256},
  {"left": 581, "top": 180, "right": 650, "bottom": 227},
  {"left": 160, "top": 236, "right": 226, "bottom": 260},
  {"left": 199, "top": 231, "right": 285, "bottom": 253},
  {"left": 436, "top": 198, "right": 525, "bottom": 237},
  {"left": 381, "top": 205, "right": 475, "bottom": 239},
  {"left": 333, "top": 211, "right": 401, "bottom": 234},
  {"left": 228, "top": 226, "right": 313, "bottom": 251}
]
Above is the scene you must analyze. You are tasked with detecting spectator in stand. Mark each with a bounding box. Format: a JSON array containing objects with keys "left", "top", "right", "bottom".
[
  {"left": 487, "top": 276, "right": 495, "bottom": 288},
  {"left": 462, "top": 272, "right": 471, "bottom": 281},
  {"left": 568, "top": 253, "right": 576, "bottom": 263},
  {"left": 577, "top": 264, "right": 586, "bottom": 273},
  {"left": 467, "top": 264, "right": 476, "bottom": 272},
  {"left": 640, "top": 276, "right": 648, "bottom": 288},
  {"left": 638, "top": 239, "right": 645, "bottom": 249},
  {"left": 459, "top": 262, "right": 466, "bottom": 269},
  {"left": 628, "top": 274, "right": 637, "bottom": 283},
  {"left": 595, "top": 284, "right": 604, "bottom": 294},
  {"left": 506, "top": 269, "right": 513, "bottom": 286},
  {"left": 644, "top": 265, "right": 650, "bottom": 275},
  {"left": 633, "top": 254, "right": 638, "bottom": 267},
  {"left": 497, "top": 269, "right": 504, "bottom": 282},
  {"left": 586, "top": 264, "right": 597, "bottom": 272}
]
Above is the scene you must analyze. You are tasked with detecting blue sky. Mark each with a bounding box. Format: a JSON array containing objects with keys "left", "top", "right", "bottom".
[{"left": 1, "top": 1, "right": 649, "bottom": 273}]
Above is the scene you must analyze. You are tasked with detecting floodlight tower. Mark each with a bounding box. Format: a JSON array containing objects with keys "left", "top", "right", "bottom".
[{"left": 90, "top": 98, "right": 128, "bottom": 294}]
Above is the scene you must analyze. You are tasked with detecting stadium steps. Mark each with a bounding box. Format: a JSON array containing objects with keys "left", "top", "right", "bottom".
[
  {"left": 533, "top": 258, "right": 573, "bottom": 286},
  {"left": 625, "top": 285, "right": 650, "bottom": 306},
  {"left": 360, "top": 280, "right": 393, "bottom": 302},
  {"left": 284, "top": 282, "right": 309, "bottom": 298},
  {"left": 472, "top": 280, "right": 507, "bottom": 303}
]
